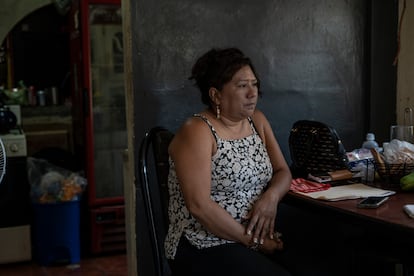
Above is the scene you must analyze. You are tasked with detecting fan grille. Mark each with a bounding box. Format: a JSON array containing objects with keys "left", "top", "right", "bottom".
[{"left": 0, "top": 138, "right": 7, "bottom": 184}]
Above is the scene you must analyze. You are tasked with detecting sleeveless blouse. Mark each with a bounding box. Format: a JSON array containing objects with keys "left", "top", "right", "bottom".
[{"left": 164, "top": 114, "right": 273, "bottom": 259}]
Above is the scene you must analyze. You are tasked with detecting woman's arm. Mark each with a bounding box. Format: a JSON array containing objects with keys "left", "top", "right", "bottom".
[
  {"left": 247, "top": 110, "right": 292, "bottom": 246},
  {"left": 169, "top": 117, "right": 253, "bottom": 247}
]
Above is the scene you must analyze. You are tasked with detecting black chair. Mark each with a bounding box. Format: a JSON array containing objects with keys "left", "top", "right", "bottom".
[{"left": 138, "top": 126, "right": 174, "bottom": 276}]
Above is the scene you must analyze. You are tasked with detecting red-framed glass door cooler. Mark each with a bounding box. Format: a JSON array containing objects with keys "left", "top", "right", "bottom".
[{"left": 69, "top": 0, "right": 127, "bottom": 254}]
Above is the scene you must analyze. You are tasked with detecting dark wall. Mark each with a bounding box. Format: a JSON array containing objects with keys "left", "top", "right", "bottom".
[
  {"left": 132, "top": 0, "right": 374, "bottom": 156},
  {"left": 369, "top": 0, "right": 398, "bottom": 143},
  {"left": 10, "top": 4, "right": 70, "bottom": 92},
  {"left": 128, "top": 0, "right": 397, "bottom": 274}
]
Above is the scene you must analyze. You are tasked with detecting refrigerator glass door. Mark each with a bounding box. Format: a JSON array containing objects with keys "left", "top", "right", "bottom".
[{"left": 87, "top": 3, "right": 126, "bottom": 205}]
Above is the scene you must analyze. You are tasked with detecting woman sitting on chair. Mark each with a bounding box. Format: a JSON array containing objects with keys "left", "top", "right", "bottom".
[{"left": 165, "top": 47, "right": 292, "bottom": 276}]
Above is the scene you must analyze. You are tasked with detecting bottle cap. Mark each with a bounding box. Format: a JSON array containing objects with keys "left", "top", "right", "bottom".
[{"left": 366, "top": 133, "right": 375, "bottom": 141}]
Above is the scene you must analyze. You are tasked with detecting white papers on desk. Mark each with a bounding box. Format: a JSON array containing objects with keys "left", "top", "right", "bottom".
[{"left": 295, "top": 183, "right": 396, "bottom": 201}]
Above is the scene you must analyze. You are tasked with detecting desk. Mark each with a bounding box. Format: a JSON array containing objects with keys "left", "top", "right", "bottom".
[
  {"left": 284, "top": 190, "right": 414, "bottom": 235},
  {"left": 281, "top": 188, "right": 414, "bottom": 276}
]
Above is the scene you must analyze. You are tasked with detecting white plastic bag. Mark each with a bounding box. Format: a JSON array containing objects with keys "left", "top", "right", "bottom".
[
  {"left": 383, "top": 139, "right": 414, "bottom": 164},
  {"left": 27, "top": 157, "right": 87, "bottom": 203}
]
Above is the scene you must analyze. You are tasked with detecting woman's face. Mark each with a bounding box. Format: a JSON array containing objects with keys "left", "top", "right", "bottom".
[{"left": 217, "top": 65, "right": 258, "bottom": 121}]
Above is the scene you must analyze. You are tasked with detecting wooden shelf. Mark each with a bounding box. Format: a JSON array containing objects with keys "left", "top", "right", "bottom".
[{"left": 21, "top": 106, "right": 73, "bottom": 156}]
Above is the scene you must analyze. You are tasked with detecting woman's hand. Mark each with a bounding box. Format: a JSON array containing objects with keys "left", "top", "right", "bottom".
[
  {"left": 248, "top": 110, "right": 292, "bottom": 244},
  {"left": 258, "top": 234, "right": 284, "bottom": 254},
  {"left": 244, "top": 191, "right": 279, "bottom": 244}
]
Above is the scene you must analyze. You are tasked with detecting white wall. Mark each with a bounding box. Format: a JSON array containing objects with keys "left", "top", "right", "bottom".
[{"left": 397, "top": 0, "right": 414, "bottom": 124}]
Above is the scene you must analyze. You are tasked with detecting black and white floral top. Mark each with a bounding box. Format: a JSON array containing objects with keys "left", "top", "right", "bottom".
[{"left": 164, "top": 114, "right": 273, "bottom": 259}]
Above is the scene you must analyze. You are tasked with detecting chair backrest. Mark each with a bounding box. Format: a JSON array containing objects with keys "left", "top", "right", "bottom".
[{"left": 138, "top": 126, "right": 174, "bottom": 276}]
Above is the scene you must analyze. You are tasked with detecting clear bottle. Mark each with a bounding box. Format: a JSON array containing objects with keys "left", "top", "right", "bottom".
[
  {"left": 37, "top": 90, "right": 46, "bottom": 106},
  {"left": 362, "top": 133, "right": 379, "bottom": 150}
]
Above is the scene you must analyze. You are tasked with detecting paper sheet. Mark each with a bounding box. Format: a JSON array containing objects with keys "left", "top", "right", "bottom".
[{"left": 295, "top": 183, "right": 396, "bottom": 201}]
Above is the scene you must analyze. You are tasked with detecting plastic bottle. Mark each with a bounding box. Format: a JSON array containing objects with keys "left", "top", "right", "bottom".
[
  {"left": 37, "top": 90, "right": 46, "bottom": 106},
  {"left": 362, "top": 133, "right": 379, "bottom": 150},
  {"left": 29, "top": 86, "right": 37, "bottom": 106}
]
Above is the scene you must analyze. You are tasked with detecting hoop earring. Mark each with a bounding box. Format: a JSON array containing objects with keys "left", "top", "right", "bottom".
[{"left": 216, "top": 105, "right": 221, "bottom": 119}]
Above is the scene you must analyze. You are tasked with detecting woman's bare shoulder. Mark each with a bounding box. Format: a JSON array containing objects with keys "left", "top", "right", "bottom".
[
  {"left": 179, "top": 116, "right": 211, "bottom": 135},
  {"left": 251, "top": 109, "right": 269, "bottom": 128},
  {"left": 171, "top": 115, "right": 214, "bottom": 149}
]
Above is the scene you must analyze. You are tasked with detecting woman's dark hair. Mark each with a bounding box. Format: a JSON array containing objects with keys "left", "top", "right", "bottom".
[{"left": 189, "top": 47, "right": 261, "bottom": 107}]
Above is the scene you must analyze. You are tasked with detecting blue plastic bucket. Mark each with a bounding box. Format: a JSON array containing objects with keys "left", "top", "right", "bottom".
[{"left": 32, "top": 200, "right": 80, "bottom": 265}]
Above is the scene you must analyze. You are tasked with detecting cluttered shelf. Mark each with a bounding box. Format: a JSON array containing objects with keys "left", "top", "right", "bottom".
[
  {"left": 283, "top": 119, "right": 414, "bottom": 274},
  {"left": 287, "top": 119, "right": 414, "bottom": 234},
  {"left": 287, "top": 139, "right": 414, "bottom": 234},
  {"left": 21, "top": 105, "right": 74, "bottom": 156},
  {"left": 288, "top": 119, "right": 414, "bottom": 191}
]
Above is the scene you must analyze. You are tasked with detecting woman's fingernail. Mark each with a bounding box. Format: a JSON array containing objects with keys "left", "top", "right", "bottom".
[
  {"left": 253, "top": 238, "right": 258, "bottom": 243},
  {"left": 247, "top": 230, "right": 251, "bottom": 235},
  {"left": 260, "top": 239, "right": 264, "bottom": 245}
]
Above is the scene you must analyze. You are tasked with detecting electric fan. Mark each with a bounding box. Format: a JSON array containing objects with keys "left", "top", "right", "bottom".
[{"left": 0, "top": 138, "right": 6, "bottom": 184}]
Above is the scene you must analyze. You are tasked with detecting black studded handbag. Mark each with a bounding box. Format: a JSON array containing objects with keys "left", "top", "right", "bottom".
[{"left": 289, "top": 120, "right": 349, "bottom": 178}]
